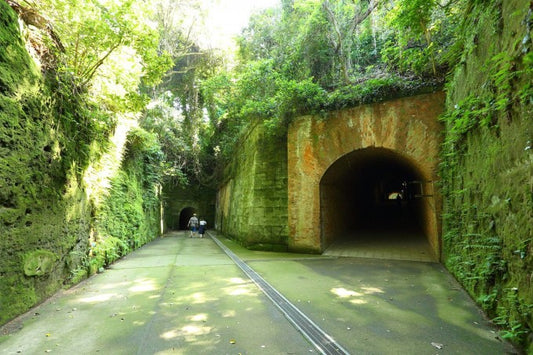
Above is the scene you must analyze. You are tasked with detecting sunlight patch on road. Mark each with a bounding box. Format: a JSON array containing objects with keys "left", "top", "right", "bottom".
[
  {"left": 361, "top": 286, "right": 384, "bottom": 294},
  {"left": 222, "top": 309, "right": 236, "bottom": 317},
  {"left": 228, "top": 277, "right": 247, "bottom": 284},
  {"left": 161, "top": 324, "right": 213, "bottom": 340},
  {"left": 331, "top": 287, "right": 363, "bottom": 298},
  {"left": 224, "top": 277, "right": 257, "bottom": 296},
  {"left": 189, "top": 292, "right": 212, "bottom": 304},
  {"left": 227, "top": 286, "right": 254, "bottom": 296},
  {"left": 181, "top": 324, "right": 212, "bottom": 336},
  {"left": 331, "top": 286, "right": 384, "bottom": 305},
  {"left": 79, "top": 293, "right": 116, "bottom": 303},
  {"left": 100, "top": 281, "right": 131, "bottom": 290},
  {"left": 129, "top": 278, "right": 157, "bottom": 293},
  {"left": 160, "top": 329, "right": 179, "bottom": 340},
  {"left": 189, "top": 313, "right": 208, "bottom": 322},
  {"left": 350, "top": 298, "right": 368, "bottom": 305}
]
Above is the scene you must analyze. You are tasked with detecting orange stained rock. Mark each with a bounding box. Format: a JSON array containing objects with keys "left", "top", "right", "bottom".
[{"left": 302, "top": 144, "right": 316, "bottom": 175}]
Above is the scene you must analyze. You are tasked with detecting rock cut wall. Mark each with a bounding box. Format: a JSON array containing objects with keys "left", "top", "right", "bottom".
[
  {"left": 439, "top": 0, "right": 532, "bottom": 348},
  {"left": 0, "top": 4, "right": 161, "bottom": 326}
]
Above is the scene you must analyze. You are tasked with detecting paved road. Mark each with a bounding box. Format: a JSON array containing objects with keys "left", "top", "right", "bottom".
[{"left": 0, "top": 231, "right": 517, "bottom": 354}]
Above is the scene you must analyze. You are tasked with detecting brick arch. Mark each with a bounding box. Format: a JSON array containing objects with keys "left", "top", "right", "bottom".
[{"left": 287, "top": 92, "right": 445, "bottom": 258}]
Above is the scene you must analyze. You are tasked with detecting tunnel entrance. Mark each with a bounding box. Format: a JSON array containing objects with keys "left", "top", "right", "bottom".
[
  {"left": 320, "top": 147, "right": 435, "bottom": 261},
  {"left": 178, "top": 207, "right": 197, "bottom": 230}
]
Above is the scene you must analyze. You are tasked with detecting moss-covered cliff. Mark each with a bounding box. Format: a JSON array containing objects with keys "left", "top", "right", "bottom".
[
  {"left": 0, "top": 3, "right": 161, "bottom": 325},
  {"left": 440, "top": 0, "right": 532, "bottom": 349}
]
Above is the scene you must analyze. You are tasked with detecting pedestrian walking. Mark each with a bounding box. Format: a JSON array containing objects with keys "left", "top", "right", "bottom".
[
  {"left": 198, "top": 218, "right": 207, "bottom": 238},
  {"left": 187, "top": 213, "right": 199, "bottom": 238}
]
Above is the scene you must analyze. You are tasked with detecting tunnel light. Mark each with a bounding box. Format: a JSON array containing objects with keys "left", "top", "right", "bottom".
[{"left": 387, "top": 192, "right": 403, "bottom": 200}]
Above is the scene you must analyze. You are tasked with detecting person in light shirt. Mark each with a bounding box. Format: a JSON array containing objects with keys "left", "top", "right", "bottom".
[{"left": 187, "top": 213, "right": 199, "bottom": 238}]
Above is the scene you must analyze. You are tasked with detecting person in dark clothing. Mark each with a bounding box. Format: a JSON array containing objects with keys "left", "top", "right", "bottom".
[{"left": 198, "top": 218, "right": 207, "bottom": 238}]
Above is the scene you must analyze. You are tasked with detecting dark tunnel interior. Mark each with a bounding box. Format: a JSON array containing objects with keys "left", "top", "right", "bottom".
[
  {"left": 320, "top": 147, "right": 428, "bottom": 249},
  {"left": 178, "top": 207, "right": 196, "bottom": 230}
]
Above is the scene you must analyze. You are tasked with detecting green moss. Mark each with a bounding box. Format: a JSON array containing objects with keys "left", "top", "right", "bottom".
[
  {"left": 218, "top": 121, "right": 288, "bottom": 248},
  {"left": 247, "top": 243, "right": 289, "bottom": 252},
  {"left": 0, "top": 276, "right": 37, "bottom": 322},
  {"left": 89, "top": 128, "right": 162, "bottom": 272},
  {"left": 23, "top": 250, "right": 58, "bottom": 276},
  {"left": 69, "top": 269, "right": 88, "bottom": 284},
  {"left": 0, "top": 4, "right": 160, "bottom": 327},
  {"left": 0, "top": 5, "right": 40, "bottom": 94}
]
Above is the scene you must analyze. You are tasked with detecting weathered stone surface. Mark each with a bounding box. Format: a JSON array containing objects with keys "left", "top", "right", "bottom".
[
  {"left": 163, "top": 184, "right": 216, "bottom": 231},
  {"left": 0, "top": 5, "right": 161, "bottom": 326},
  {"left": 439, "top": 0, "right": 532, "bottom": 347}
]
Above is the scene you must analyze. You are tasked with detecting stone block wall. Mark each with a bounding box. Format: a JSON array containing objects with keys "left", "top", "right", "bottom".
[
  {"left": 217, "top": 93, "right": 445, "bottom": 255},
  {"left": 216, "top": 122, "right": 288, "bottom": 250}
]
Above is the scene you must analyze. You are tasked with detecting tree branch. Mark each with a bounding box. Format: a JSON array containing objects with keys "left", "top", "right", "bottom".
[{"left": 349, "top": 0, "right": 379, "bottom": 34}]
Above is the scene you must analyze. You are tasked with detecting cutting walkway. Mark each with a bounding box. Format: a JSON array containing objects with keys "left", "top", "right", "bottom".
[{"left": 0, "top": 231, "right": 518, "bottom": 354}]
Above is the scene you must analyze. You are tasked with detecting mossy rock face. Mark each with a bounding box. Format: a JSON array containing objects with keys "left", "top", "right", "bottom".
[
  {"left": 440, "top": 0, "right": 533, "bottom": 349},
  {"left": 0, "top": 3, "right": 161, "bottom": 327},
  {"left": 23, "top": 250, "right": 58, "bottom": 276}
]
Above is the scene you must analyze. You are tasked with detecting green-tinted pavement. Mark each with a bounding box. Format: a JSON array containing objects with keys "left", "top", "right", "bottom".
[{"left": 0, "top": 231, "right": 518, "bottom": 354}]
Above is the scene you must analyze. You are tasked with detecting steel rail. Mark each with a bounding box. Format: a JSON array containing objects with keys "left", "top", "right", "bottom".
[{"left": 209, "top": 233, "right": 350, "bottom": 355}]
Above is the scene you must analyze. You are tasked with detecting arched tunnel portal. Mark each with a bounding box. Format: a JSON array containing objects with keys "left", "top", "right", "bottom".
[
  {"left": 320, "top": 147, "right": 436, "bottom": 260},
  {"left": 287, "top": 92, "right": 444, "bottom": 260}
]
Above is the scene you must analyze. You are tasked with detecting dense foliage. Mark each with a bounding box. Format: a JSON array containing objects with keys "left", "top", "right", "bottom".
[
  {"left": 201, "top": 0, "right": 462, "bottom": 159},
  {"left": 14, "top": 0, "right": 464, "bottom": 188}
]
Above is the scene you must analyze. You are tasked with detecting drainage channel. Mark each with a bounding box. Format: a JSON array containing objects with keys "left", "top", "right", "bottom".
[{"left": 208, "top": 233, "right": 350, "bottom": 355}]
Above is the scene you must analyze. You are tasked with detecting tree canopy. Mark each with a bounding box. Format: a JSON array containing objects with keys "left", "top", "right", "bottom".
[{"left": 11, "top": 0, "right": 466, "bottom": 186}]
